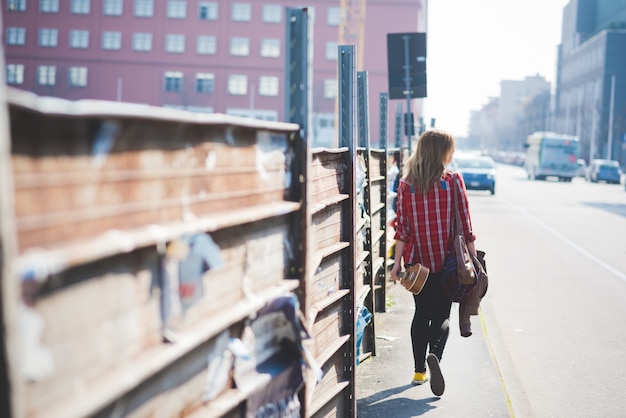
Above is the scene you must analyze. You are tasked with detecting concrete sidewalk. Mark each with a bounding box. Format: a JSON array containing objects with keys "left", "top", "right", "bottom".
[{"left": 355, "top": 280, "right": 512, "bottom": 417}]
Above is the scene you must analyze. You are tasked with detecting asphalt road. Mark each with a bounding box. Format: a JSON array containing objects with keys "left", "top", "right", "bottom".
[
  {"left": 356, "top": 163, "right": 626, "bottom": 418},
  {"left": 465, "top": 164, "right": 626, "bottom": 417}
]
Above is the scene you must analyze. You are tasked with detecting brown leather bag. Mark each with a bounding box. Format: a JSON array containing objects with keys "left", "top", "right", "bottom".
[{"left": 399, "top": 263, "right": 430, "bottom": 295}]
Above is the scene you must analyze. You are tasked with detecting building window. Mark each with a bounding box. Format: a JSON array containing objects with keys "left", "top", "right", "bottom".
[
  {"left": 167, "top": 0, "right": 186, "bottom": 18},
  {"left": 262, "top": 5, "right": 281, "bottom": 23},
  {"left": 40, "top": 0, "right": 59, "bottom": 13},
  {"left": 199, "top": 2, "right": 217, "bottom": 20},
  {"left": 103, "top": 0, "right": 123, "bottom": 15},
  {"left": 327, "top": 7, "right": 340, "bottom": 26},
  {"left": 39, "top": 29, "right": 58, "bottom": 47},
  {"left": 68, "top": 67, "right": 88, "bottom": 87},
  {"left": 69, "top": 30, "right": 89, "bottom": 48},
  {"left": 134, "top": 0, "right": 153, "bottom": 16},
  {"left": 260, "top": 38, "right": 280, "bottom": 58},
  {"left": 37, "top": 65, "right": 56, "bottom": 86},
  {"left": 102, "top": 31, "right": 122, "bottom": 50},
  {"left": 165, "top": 34, "right": 185, "bottom": 53},
  {"left": 324, "top": 79, "right": 336, "bottom": 99},
  {"left": 230, "top": 37, "right": 249, "bottom": 56},
  {"left": 71, "top": 0, "right": 90, "bottom": 14},
  {"left": 197, "top": 35, "right": 216, "bottom": 54},
  {"left": 6, "top": 27, "right": 26, "bottom": 45},
  {"left": 133, "top": 33, "right": 152, "bottom": 51},
  {"left": 325, "top": 41, "right": 338, "bottom": 60},
  {"left": 195, "top": 73, "right": 214, "bottom": 93},
  {"left": 228, "top": 74, "right": 247, "bottom": 95},
  {"left": 6, "top": 64, "right": 24, "bottom": 84},
  {"left": 231, "top": 3, "right": 251, "bottom": 22},
  {"left": 8, "top": 0, "right": 27, "bottom": 11},
  {"left": 259, "top": 76, "right": 279, "bottom": 96},
  {"left": 164, "top": 71, "right": 183, "bottom": 92}
]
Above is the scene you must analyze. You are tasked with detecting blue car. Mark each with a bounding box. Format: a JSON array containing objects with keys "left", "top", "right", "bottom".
[
  {"left": 586, "top": 159, "right": 622, "bottom": 184},
  {"left": 454, "top": 156, "right": 496, "bottom": 195}
]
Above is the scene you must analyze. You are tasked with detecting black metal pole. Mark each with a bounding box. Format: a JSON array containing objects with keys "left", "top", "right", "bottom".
[{"left": 402, "top": 35, "right": 412, "bottom": 154}]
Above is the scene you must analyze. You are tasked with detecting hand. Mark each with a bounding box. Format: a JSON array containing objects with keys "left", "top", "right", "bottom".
[{"left": 390, "top": 265, "right": 401, "bottom": 282}]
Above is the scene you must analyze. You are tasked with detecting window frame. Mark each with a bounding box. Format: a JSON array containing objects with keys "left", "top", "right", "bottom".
[
  {"left": 38, "top": 28, "right": 59, "bottom": 47},
  {"left": 69, "top": 30, "right": 89, "bottom": 48},
  {"left": 165, "top": 34, "right": 185, "bottom": 53},
  {"left": 6, "top": 27, "right": 26, "bottom": 45},
  {"left": 164, "top": 71, "right": 183, "bottom": 92},
  {"left": 228, "top": 74, "right": 247, "bottom": 95},
  {"left": 134, "top": 0, "right": 153, "bottom": 17},
  {"left": 40, "top": 0, "right": 60, "bottom": 13},
  {"left": 195, "top": 72, "right": 215, "bottom": 93},
  {"left": 68, "top": 66, "right": 88, "bottom": 87},
  {"left": 167, "top": 0, "right": 186, "bottom": 19},
  {"left": 103, "top": 0, "right": 124, "bottom": 16},
  {"left": 37, "top": 65, "right": 57, "bottom": 86},
  {"left": 231, "top": 3, "right": 251, "bottom": 22},
  {"left": 6, "top": 63, "right": 25, "bottom": 84},
  {"left": 71, "top": 0, "right": 91, "bottom": 14},
  {"left": 327, "top": 7, "right": 340, "bottom": 26},
  {"left": 258, "top": 75, "right": 279, "bottom": 96},
  {"left": 102, "top": 31, "right": 122, "bottom": 50},
  {"left": 262, "top": 4, "right": 281, "bottom": 23},
  {"left": 324, "top": 79, "right": 337, "bottom": 99},
  {"left": 133, "top": 32, "right": 152, "bottom": 51},
  {"left": 325, "top": 41, "right": 338, "bottom": 60},
  {"left": 198, "top": 2, "right": 217, "bottom": 20},
  {"left": 7, "top": 0, "right": 27, "bottom": 12},
  {"left": 260, "top": 38, "right": 280, "bottom": 58},
  {"left": 196, "top": 35, "right": 217, "bottom": 55},
  {"left": 230, "top": 37, "right": 250, "bottom": 56}
]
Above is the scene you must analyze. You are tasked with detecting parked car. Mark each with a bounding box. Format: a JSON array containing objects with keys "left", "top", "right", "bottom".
[
  {"left": 454, "top": 155, "right": 496, "bottom": 194},
  {"left": 576, "top": 159, "right": 587, "bottom": 177},
  {"left": 585, "top": 159, "right": 622, "bottom": 184}
]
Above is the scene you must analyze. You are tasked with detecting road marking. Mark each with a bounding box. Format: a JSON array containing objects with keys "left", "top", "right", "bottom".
[
  {"left": 479, "top": 309, "right": 515, "bottom": 418},
  {"left": 506, "top": 199, "right": 626, "bottom": 284}
]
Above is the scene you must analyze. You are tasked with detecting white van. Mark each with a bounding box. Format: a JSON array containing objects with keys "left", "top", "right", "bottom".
[{"left": 524, "top": 132, "right": 580, "bottom": 182}]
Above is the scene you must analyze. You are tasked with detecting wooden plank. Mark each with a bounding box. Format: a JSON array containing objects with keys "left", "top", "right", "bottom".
[
  {"left": 10, "top": 104, "right": 296, "bottom": 252},
  {"left": 6, "top": 87, "right": 299, "bottom": 132},
  {"left": 311, "top": 301, "right": 346, "bottom": 359},
  {"left": 309, "top": 253, "right": 343, "bottom": 307},
  {"left": 25, "top": 279, "right": 299, "bottom": 418},
  {"left": 310, "top": 205, "right": 343, "bottom": 255},
  {"left": 309, "top": 348, "right": 351, "bottom": 417},
  {"left": 14, "top": 201, "right": 300, "bottom": 281},
  {"left": 309, "top": 152, "right": 345, "bottom": 204}
]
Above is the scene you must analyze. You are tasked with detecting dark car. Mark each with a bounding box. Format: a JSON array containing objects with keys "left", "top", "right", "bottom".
[
  {"left": 454, "top": 155, "right": 496, "bottom": 194},
  {"left": 586, "top": 159, "right": 622, "bottom": 184}
]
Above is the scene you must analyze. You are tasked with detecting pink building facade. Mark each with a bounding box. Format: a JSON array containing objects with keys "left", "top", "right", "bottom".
[{"left": 3, "top": 0, "right": 425, "bottom": 147}]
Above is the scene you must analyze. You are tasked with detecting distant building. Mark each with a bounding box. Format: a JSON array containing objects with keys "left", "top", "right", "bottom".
[
  {"left": 2, "top": 0, "right": 426, "bottom": 148},
  {"left": 554, "top": 0, "right": 626, "bottom": 163},
  {"left": 468, "top": 75, "right": 550, "bottom": 152},
  {"left": 498, "top": 75, "right": 551, "bottom": 150}
]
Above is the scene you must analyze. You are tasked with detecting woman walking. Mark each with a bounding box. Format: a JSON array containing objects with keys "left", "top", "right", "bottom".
[{"left": 390, "top": 129, "right": 477, "bottom": 396}]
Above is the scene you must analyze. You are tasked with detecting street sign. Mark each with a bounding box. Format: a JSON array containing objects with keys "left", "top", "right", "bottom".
[{"left": 386, "top": 32, "right": 427, "bottom": 99}]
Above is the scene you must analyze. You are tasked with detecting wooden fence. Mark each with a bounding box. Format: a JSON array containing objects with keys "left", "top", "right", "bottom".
[{"left": 0, "top": 82, "right": 394, "bottom": 417}]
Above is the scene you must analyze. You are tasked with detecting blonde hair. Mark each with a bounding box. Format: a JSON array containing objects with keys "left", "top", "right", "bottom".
[{"left": 405, "top": 129, "right": 456, "bottom": 194}]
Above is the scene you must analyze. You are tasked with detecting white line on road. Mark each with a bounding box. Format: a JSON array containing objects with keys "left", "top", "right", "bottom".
[{"left": 505, "top": 198, "right": 626, "bottom": 284}]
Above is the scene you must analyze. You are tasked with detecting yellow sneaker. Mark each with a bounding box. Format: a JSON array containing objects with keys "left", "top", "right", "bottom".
[{"left": 412, "top": 372, "right": 428, "bottom": 385}]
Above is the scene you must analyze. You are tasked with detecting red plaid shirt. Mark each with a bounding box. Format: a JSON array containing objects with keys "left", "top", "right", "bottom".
[{"left": 393, "top": 171, "right": 476, "bottom": 272}]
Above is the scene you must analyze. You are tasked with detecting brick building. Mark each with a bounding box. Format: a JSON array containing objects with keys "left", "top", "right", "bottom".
[{"left": 2, "top": 0, "right": 426, "bottom": 147}]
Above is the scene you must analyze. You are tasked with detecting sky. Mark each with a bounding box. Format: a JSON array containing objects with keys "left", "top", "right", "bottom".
[{"left": 425, "top": 0, "right": 570, "bottom": 138}]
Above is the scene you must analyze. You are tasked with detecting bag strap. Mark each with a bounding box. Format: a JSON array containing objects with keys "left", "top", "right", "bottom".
[{"left": 448, "top": 174, "right": 464, "bottom": 247}]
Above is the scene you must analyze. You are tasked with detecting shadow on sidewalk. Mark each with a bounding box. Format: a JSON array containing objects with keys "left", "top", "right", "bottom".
[{"left": 356, "top": 384, "right": 440, "bottom": 417}]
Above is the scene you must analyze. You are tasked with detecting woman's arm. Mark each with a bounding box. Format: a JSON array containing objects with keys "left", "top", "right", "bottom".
[
  {"left": 390, "top": 240, "right": 406, "bottom": 281},
  {"left": 467, "top": 240, "right": 477, "bottom": 258}
]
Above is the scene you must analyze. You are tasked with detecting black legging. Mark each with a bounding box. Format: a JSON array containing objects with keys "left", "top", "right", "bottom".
[{"left": 410, "top": 270, "right": 452, "bottom": 373}]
